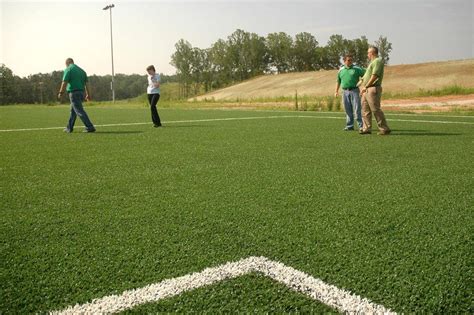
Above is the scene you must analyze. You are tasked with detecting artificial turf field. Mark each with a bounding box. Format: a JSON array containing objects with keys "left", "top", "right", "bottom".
[{"left": 0, "top": 105, "right": 473, "bottom": 313}]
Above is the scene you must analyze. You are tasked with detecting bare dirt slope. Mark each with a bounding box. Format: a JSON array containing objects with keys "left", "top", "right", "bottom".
[{"left": 193, "top": 59, "right": 474, "bottom": 101}]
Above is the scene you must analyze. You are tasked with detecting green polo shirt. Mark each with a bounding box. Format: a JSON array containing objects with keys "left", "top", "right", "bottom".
[
  {"left": 337, "top": 65, "right": 365, "bottom": 89},
  {"left": 362, "top": 57, "right": 384, "bottom": 87},
  {"left": 62, "top": 64, "right": 88, "bottom": 92}
]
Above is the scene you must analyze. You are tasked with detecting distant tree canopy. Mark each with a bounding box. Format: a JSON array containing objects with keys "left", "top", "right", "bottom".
[
  {"left": 0, "top": 64, "right": 178, "bottom": 105},
  {"left": 171, "top": 30, "right": 392, "bottom": 97}
]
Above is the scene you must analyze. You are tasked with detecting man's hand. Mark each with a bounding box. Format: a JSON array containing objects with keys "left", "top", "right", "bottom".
[
  {"left": 334, "top": 83, "right": 340, "bottom": 98},
  {"left": 85, "top": 83, "right": 92, "bottom": 102},
  {"left": 360, "top": 87, "right": 367, "bottom": 96},
  {"left": 58, "top": 81, "right": 67, "bottom": 100}
]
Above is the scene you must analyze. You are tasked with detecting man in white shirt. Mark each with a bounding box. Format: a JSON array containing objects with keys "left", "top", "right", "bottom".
[{"left": 146, "top": 65, "right": 162, "bottom": 127}]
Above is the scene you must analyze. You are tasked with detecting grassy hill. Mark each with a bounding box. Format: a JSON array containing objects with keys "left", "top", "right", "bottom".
[{"left": 193, "top": 59, "right": 474, "bottom": 101}]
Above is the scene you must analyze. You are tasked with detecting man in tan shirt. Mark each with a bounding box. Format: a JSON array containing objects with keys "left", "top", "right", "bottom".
[{"left": 359, "top": 47, "right": 391, "bottom": 135}]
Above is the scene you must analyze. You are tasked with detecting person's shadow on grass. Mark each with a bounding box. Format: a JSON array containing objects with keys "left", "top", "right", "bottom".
[
  {"left": 93, "top": 131, "right": 144, "bottom": 134},
  {"left": 163, "top": 124, "right": 213, "bottom": 128},
  {"left": 391, "top": 129, "right": 462, "bottom": 136}
]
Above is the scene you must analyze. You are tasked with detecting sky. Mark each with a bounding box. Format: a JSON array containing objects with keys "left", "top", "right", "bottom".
[{"left": 1, "top": 0, "right": 473, "bottom": 77}]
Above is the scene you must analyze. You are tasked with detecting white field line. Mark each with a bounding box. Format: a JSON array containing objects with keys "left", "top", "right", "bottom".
[
  {"left": 0, "top": 115, "right": 334, "bottom": 133},
  {"left": 297, "top": 116, "right": 474, "bottom": 125},
  {"left": 1, "top": 114, "right": 472, "bottom": 133},
  {"left": 51, "top": 256, "right": 395, "bottom": 315},
  {"left": 389, "top": 118, "right": 473, "bottom": 125},
  {"left": 215, "top": 108, "right": 474, "bottom": 119},
  {"left": 386, "top": 113, "right": 474, "bottom": 119}
]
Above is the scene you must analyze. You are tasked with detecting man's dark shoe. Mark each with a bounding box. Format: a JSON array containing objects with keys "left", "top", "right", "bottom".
[
  {"left": 63, "top": 128, "right": 72, "bottom": 133},
  {"left": 154, "top": 124, "right": 162, "bottom": 128},
  {"left": 359, "top": 130, "right": 372, "bottom": 135},
  {"left": 378, "top": 129, "right": 391, "bottom": 136},
  {"left": 343, "top": 127, "right": 354, "bottom": 131},
  {"left": 83, "top": 128, "right": 96, "bottom": 133}
]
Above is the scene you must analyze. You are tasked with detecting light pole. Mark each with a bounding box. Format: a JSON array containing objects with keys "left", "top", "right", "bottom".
[{"left": 103, "top": 4, "right": 115, "bottom": 102}]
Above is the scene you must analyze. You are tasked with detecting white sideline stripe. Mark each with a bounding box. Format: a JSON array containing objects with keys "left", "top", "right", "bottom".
[
  {"left": 390, "top": 118, "right": 473, "bottom": 125},
  {"left": 232, "top": 108, "right": 474, "bottom": 119},
  {"left": 51, "top": 256, "right": 395, "bottom": 315},
  {"left": 387, "top": 113, "right": 474, "bottom": 119},
  {"left": 0, "top": 116, "right": 331, "bottom": 132},
  {"left": 1, "top": 114, "right": 472, "bottom": 133},
  {"left": 297, "top": 116, "right": 474, "bottom": 125}
]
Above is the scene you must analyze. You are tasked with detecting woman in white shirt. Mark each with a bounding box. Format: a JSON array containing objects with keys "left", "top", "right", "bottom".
[{"left": 146, "top": 65, "right": 162, "bottom": 127}]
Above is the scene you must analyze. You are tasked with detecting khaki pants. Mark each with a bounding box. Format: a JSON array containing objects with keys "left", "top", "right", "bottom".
[{"left": 361, "top": 86, "right": 390, "bottom": 132}]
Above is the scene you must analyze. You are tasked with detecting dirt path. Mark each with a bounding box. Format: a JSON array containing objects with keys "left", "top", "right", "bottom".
[
  {"left": 191, "top": 94, "right": 474, "bottom": 113},
  {"left": 382, "top": 94, "right": 474, "bottom": 112}
]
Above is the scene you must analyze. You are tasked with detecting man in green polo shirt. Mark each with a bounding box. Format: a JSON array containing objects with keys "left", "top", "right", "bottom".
[
  {"left": 335, "top": 54, "right": 365, "bottom": 131},
  {"left": 58, "top": 58, "right": 96, "bottom": 133},
  {"left": 359, "top": 47, "right": 390, "bottom": 135}
]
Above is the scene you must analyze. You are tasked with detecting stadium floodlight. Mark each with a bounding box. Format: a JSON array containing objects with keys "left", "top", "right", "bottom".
[{"left": 103, "top": 4, "right": 116, "bottom": 102}]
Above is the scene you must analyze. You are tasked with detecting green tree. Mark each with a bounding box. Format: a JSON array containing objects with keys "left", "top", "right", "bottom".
[
  {"left": 246, "top": 32, "right": 269, "bottom": 76},
  {"left": 190, "top": 47, "right": 208, "bottom": 95},
  {"left": 0, "top": 64, "right": 16, "bottom": 104},
  {"left": 374, "top": 35, "right": 393, "bottom": 64},
  {"left": 170, "top": 39, "right": 194, "bottom": 97},
  {"left": 325, "top": 34, "right": 346, "bottom": 69},
  {"left": 227, "top": 29, "right": 268, "bottom": 81},
  {"left": 345, "top": 36, "right": 370, "bottom": 67},
  {"left": 292, "top": 32, "right": 319, "bottom": 72},
  {"left": 266, "top": 32, "right": 293, "bottom": 73},
  {"left": 227, "top": 29, "right": 248, "bottom": 81},
  {"left": 209, "top": 39, "right": 232, "bottom": 88},
  {"left": 197, "top": 48, "right": 214, "bottom": 92}
]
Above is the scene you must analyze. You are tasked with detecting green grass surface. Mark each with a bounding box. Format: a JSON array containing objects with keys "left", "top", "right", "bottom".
[{"left": 1, "top": 105, "right": 473, "bottom": 313}]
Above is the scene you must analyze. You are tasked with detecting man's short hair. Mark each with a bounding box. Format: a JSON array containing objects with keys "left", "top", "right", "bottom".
[
  {"left": 369, "top": 46, "right": 379, "bottom": 55},
  {"left": 66, "top": 58, "right": 74, "bottom": 64},
  {"left": 146, "top": 65, "right": 155, "bottom": 72},
  {"left": 343, "top": 54, "right": 353, "bottom": 61}
]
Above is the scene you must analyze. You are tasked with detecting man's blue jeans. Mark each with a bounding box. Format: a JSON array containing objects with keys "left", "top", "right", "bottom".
[
  {"left": 342, "top": 88, "right": 363, "bottom": 129},
  {"left": 67, "top": 91, "right": 95, "bottom": 131}
]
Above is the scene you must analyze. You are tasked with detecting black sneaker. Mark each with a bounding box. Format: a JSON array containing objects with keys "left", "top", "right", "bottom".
[
  {"left": 153, "top": 124, "right": 162, "bottom": 128},
  {"left": 343, "top": 127, "right": 354, "bottom": 131},
  {"left": 83, "top": 128, "right": 96, "bottom": 133}
]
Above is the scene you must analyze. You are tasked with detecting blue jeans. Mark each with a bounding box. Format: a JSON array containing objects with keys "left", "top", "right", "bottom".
[
  {"left": 342, "top": 88, "right": 362, "bottom": 129},
  {"left": 67, "top": 91, "right": 95, "bottom": 131}
]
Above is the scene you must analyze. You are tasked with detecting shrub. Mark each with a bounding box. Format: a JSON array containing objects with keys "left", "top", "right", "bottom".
[{"left": 325, "top": 96, "right": 334, "bottom": 111}]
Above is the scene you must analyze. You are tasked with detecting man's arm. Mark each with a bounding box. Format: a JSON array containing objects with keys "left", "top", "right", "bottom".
[
  {"left": 335, "top": 72, "right": 341, "bottom": 97},
  {"left": 85, "top": 82, "right": 91, "bottom": 101},
  {"left": 58, "top": 81, "right": 67, "bottom": 99}
]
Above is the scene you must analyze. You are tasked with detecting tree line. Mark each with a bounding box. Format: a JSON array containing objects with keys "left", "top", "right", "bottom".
[
  {"left": 0, "top": 64, "right": 177, "bottom": 105},
  {"left": 1, "top": 30, "right": 392, "bottom": 105},
  {"left": 171, "top": 29, "right": 392, "bottom": 97}
]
